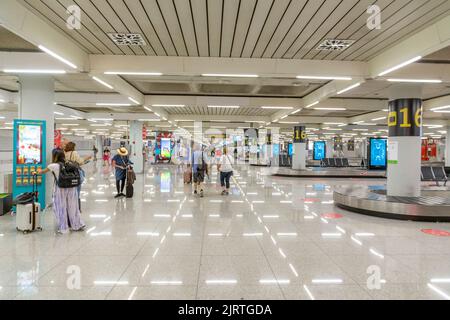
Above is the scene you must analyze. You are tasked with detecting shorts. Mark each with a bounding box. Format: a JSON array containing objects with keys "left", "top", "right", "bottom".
[{"left": 193, "top": 170, "right": 205, "bottom": 183}]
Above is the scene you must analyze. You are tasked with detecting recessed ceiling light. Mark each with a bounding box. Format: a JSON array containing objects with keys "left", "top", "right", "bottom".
[
  {"left": 297, "top": 76, "right": 352, "bottom": 81},
  {"left": 202, "top": 74, "right": 258, "bottom": 78},
  {"left": 387, "top": 79, "right": 442, "bottom": 83},
  {"left": 378, "top": 56, "right": 422, "bottom": 76},
  {"left": 92, "top": 76, "right": 114, "bottom": 90},
  {"left": 3, "top": 69, "right": 66, "bottom": 74},
  {"left": 104, "top": 71, "right": 162, "bottom": 76},
  {"left": 337, "top": 82, "right": 361, "bottom": 95},
  {"left": 38, "top": 45, "right": 77, "bottom": 69}
]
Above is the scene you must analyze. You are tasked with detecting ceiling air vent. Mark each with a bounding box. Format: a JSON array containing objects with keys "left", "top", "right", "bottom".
[
  {"left": 108, "top": 33, "right": 146, "bottom": 46},
  {"left": 316, "top": 39, "right": 354, "bottom": 51}
]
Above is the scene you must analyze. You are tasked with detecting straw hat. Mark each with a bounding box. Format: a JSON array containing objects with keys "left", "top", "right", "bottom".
[{"left": 117, "top": 147, "right": 128, "bottom": 156}]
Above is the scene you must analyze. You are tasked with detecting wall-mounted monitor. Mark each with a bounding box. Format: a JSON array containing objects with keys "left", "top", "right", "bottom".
[
  {"left": 368, "top": 138, "right": 387, "bottom": 170},
  {"left": 16, "top": 123, "right": 43, "bottom": 165},
  {"left": 313, "top": 141, "right": 326, "bottom": 160},
  {"left": 272, "top": 144, "right": 280, "bottom": 156}
]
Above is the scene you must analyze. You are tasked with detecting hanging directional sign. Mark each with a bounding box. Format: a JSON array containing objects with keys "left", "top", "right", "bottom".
[
  {"left": 293, "top": 126, "right": 307, "bottom": 143},
  {"left": 388, "top": 98, "right": 423, "bottom": 137}
]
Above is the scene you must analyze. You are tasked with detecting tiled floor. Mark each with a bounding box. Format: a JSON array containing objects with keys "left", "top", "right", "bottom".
[{"left": 1, "top": 163, "right": 450, "bottom": 300}]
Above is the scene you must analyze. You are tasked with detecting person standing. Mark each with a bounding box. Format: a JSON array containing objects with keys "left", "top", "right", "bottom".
[
  {"left": 93, "top": 145, "right": 98, "bottom": 162},
  {"left": 64, "top": 142, "right": 92, "bottom": 211},
  {"left": 217, "top": 149, "right": 234, "bottom": 195},
  {"left": 112, "top": 147, "right": 132, "bottom": 198},
  {"left": 103, "top": 148, "right": 111, "bottom": 167},
  {"left": 38, "top": 150, "right": 86, "bottom": 234},
  {"left": 192, "top": 144, "right": 208, "bottom": 198}
]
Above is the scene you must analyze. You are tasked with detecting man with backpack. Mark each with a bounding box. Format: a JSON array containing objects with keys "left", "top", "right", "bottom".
[{"left": 192, "top": 144, "right": 209, "bottom": 198}]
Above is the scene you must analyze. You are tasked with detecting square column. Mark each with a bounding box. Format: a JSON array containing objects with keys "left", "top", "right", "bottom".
[
  {"left": 446, "top": 126, "right": 450, "bottom": 167},
  {"left": 387, "top": 84, "right": 422, "bottom": 197},
  {"left": 292, "top": 126, "right": 307, "bottom": 170},
  {"left": 19, "top": 75, "right": 54, "bottom": 205},
  {"left": 129, "top": 121, "right": 144, "bottom": 174}
]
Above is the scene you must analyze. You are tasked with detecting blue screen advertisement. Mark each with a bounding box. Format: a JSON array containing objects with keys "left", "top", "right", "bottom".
[
  {"left": 313, "top": 141, "right": 326, "bottom": 160},
  {"left": 288, "top": 143, "right": 293, "bottom": 156},
  {"left": 369, "top": 138, "right": 387, "bottom": 169},
  {"left": 272, "top": 144, "right": 280, "bottom": 156}
]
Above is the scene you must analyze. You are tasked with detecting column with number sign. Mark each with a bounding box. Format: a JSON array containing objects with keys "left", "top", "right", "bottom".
[
  {"left": 292, "top": 126, "right": 307, "bottom": 170},
  {"left": 387, "top": 84, "right": 423, "bottom": 197}
]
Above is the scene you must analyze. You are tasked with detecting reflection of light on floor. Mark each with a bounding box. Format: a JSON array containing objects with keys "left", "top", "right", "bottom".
[
  {"left": 312, "top": 279, "right": 343, "bottom": 284},
  {"left": 205, "top": 280, "right": 237, "bottom": 285},
  {"left": 303, "top": 285, "right": 315, "bottom": 300}
]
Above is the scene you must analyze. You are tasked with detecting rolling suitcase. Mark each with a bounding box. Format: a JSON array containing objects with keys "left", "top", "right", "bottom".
[
  {"left": 126, "top": 184, "right": 134, "bottom": 198},
  {"left": 184, "top": 170, "right": 192, "bottom": 184},
  {"left": 16, "top": 175, "right": 42, "bottom": 234}
]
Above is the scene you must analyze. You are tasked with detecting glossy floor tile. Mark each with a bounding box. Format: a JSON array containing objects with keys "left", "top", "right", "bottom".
[{"left": 1, "top": 163, "right": 450, "bottom": 300}]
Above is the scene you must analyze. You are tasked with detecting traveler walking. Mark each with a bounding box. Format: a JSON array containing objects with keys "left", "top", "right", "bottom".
[
  {"left": 192, "top": 144, "right": 208, "bottom": 198},
  {"left": 217, "top": 149, "right": 234, "bottom": 195},
  {"left": 112, "top": 147, "right": 133, "bottom": 198}
]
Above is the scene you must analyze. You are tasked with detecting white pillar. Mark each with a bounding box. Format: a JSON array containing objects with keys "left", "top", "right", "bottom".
[
  {"left": 445, "top": 126, "right": 450, "bottom": 167},
  {"left": 129, "top": 121, "right": 144, "bottom": 174},
  {"left": 292, "top": 143, "right": 307, "bottom": 170},
  {"left": 18, "top": 75, "right": 54, "bottom": 205},
  {"left": 387, "top": 84, "right": 422, "bottom": 197}
]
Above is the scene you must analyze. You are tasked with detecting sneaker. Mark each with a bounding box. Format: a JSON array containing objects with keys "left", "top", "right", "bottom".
[
  {"left": 57, "top": 229, "right": 69, "bottom": 235},
  {"left": 200, "top": 190, "right": 204, "bottom": 198},
  {"left": 194, "top": 190, "right": 198, "bottom": 195},
  {"left": 114, "top": 194, "right": 121, "bottom": 199},
  {"left": 120, "top": 193, "right": 126, "bottom": 197},
  {"left": 221, "top": 190, "right": 227, "bottom": 196}
]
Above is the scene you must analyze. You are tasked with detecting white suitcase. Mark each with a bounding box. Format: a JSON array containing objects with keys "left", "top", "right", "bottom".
[{"left": 16, "top": 202, "right": 42, "bottom": 234}]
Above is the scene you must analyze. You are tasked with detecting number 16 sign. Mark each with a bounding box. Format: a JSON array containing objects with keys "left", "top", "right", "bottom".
[{"left": 388, "top": 99, "right": 423, "bottom": 137}]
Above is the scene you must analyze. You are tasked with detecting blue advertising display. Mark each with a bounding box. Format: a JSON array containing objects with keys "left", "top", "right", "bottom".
[
  {"left": 368, "top": 138, "right": 387, "bottom": 170},
  {"left": 288, "top": 143, "right": 293, "bottom": 156},
  {"left": 313, "top": 141, "right": 326, "bottom": 160},
  {"left": 13, "top": 119, "right": 47, "bottom": 209},
  {"left": 272, "top": 144, "right": 280, "bottom": 156}
]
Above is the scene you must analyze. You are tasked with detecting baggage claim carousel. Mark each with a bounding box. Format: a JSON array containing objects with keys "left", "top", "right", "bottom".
[{"left": 334, "top": 185, "right": 450, "bottom": 222}]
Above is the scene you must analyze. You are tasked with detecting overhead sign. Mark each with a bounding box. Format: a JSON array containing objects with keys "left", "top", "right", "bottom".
[
  {"left": 388, "top": 98, "right": 422, "bottom": 137},
  {"left": 293, "top": 126, "right": 306, "bottom": 143}
]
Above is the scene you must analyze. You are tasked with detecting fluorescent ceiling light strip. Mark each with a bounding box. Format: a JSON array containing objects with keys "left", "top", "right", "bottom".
[
  {"left": 202, "top": 73, "right": 258, "bottom": 78},
  {"left": 296, "top": 75, "right": 352, "bottom": 81},
  {"left": 205, "top": 280, "right": 238, "bottom": 285},
  {"left": 105, "top": 71, "right": 162, "bottom": 76},
  {"left": 128, "top": 97, "right": 140, "bottom": 104},
  {"left": 96, "top": 103, "right": 131, "bottom": 106},
  {"left": 92, "top": 76, "right": 114, "bottom": 89},
  {"left": 208, "top": 105, "right": 240, "bottom": 109},
  {"left": 54, "top": 111, "right": 64, "bottom": 116},
  {"left": 372, "top": 117, "right": 386, "bottom": 121},
  {"left": 430, "top": 105, "right": 450, "bottom": 111},
  {"left": 337, "top": 82, "right": 361, "bottom": 95},
  {"left": 305, "top": 101, "right": 319, "bottom": 108},
  {"left": 39, "top": 45, "right": 77, "bottom": 69},
  {"left": 427, "top": 284, "right": 450, "bottom": 300},
  {"left": 4, "top": 69, "right": 66, "bottom": 74},
  {"left": 378, "top": 56, "right": 422, "bottom": 76},
  {"left": 387, "top": 78, "right": 442, "bottom": 83},
  {"left": 261, "top": 106, "right": 294, "bottom": 110},
  {"left": 152, "top": 104, "right": 186, "bottom": 108},
  {"left": 314, "top": 107, "right": 346, "bottom": 111},
  {"left": 312, "top": 279, "right": 343, "bottom": 284},
  {"left": 259, "top": 279, "right": 290, "bottom": 284}
]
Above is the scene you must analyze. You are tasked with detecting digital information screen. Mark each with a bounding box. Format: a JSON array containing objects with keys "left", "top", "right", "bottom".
[
  {"left": 272, "top": 144, "right": 280, "bottom": 156},
  {"left": 313, "top": 141, "right": 326, "bottom": 160},
  {"left": 17, "top": 124, "right": 42, "bottom": 165},
  {"left": 288, "top": 143, "right": 293, "bottom": 157},
  {"left": 160, "top": 138, "right": 171, "bottom": 159},
  {"left": 369, "top": 138, "right": 387, "bottom": 170}
]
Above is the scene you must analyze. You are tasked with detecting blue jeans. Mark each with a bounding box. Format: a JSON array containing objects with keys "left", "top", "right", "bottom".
[{"left": 220, "top": 171, "right": 233, "bottom": 189}]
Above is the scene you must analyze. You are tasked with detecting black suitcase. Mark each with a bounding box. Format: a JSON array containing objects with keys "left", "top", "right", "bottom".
[{"left": 126, "top": 184, "right": 134, "bottom": 198}]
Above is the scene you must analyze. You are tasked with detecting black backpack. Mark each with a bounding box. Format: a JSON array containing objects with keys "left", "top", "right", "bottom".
[{"left": 53, "top": 162, "right": 81, "bottom": 188}]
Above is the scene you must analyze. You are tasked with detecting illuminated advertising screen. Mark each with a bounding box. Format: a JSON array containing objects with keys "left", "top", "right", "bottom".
[
  {"left": 160, "top": 138, "right": 171, "bottom": 159},
  {"left": 17, "top": 124, "right": 42, "bottom": 165},
  {"left": 288, "top": 143, "right": 293, "bottom": 156},
  {"left": 369, "top": 138, "right": 387, "bottom": 170},
  {"left": 272, "top": 144, "right": 280, "bottom": 156},
  {"left": 313, "top": 141, "right": 326, "bottom": 160}
]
